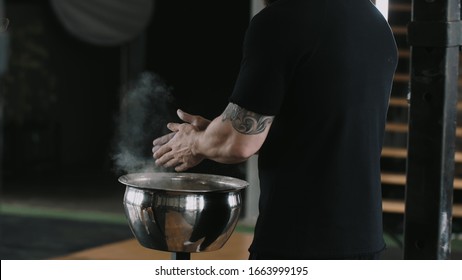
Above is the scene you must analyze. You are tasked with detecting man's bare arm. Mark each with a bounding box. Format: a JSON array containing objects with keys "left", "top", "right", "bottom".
[
  {"left": 153, "top": 103, "right": 274, "bottom": 171},
  {"left": 222, "top": 103, "right": 274, "bottom": 135},
  {"left": 192, "top": 103, "right": 274, "bottom": 163}
]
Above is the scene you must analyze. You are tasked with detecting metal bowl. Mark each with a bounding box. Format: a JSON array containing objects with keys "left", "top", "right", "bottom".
[{"left": 119, "top": 172, "right": 248, "bottom": 253}]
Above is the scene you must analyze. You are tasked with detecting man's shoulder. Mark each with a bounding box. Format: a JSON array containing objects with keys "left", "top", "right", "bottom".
[{"left": 251, "top": 0, "right": 325, "bottom": 30}]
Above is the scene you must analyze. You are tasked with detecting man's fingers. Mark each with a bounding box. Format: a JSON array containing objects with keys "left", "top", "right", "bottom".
[
  {"left": 155, "top": 153, "right": 173, "bottom": 166},
  {"left": 177, "top": 109, "right": 210, "bottom": 130},
  {"left": 153, "top": 132, "right": 175, "bottom": 146},
  {"left": 163, "top": 158, "right": 180, "bottom": 168},
  {"left": 175, "top": 162, "right": 189, "bottom": 172},
  {"left": 167, "top": 122, "right": 181, "bottom": 132},
  {"left": 153, "top": 145, "right": 172, "bottom": 160},
  {"left": 152, "top": 145, "right": 161, "bottom": 155},
  {"left": 177, "top": 109, "right": 195, "bottom": 123}
]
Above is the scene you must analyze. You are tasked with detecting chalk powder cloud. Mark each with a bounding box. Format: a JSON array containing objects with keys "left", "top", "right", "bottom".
[{"left": 112, "top": 72, "right": 175, "bottom": 175}]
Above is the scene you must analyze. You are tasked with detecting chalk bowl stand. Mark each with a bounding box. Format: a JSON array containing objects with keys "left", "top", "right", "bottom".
[{"left": 118, "top": 172, "right": 248, "bottom": 260}]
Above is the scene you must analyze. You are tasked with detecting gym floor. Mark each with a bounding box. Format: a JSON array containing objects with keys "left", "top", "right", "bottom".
[{"left": 1, "top": 174, "right": 461, "bottom": 260}]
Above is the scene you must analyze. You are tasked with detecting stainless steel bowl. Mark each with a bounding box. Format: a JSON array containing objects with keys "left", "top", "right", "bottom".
[{"left": 119, "top": 172, "right": 248, "bottom": 253}]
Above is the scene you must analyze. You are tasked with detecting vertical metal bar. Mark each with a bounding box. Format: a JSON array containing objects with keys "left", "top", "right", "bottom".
[
  {"left": 244, "top": 0, "right": 264, "bottom": 226},
  {"left": 404, "top": 0, "right": 461, "bottom": 259},
  {"left": 0, "top": 0, "right": 9, "bottom": 242},
  {"left": 172, "top": 252, "right": 191, "bottom": 260}
]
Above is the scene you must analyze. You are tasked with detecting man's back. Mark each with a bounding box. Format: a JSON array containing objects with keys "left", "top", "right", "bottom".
[{"left": 230, "top": 0, "right": 398, "bottom": 258}]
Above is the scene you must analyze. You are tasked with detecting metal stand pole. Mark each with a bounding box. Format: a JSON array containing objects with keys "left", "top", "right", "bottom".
[
  {"left": 404, "top": 0, "right": 462, "bottom": 259},
  {"left": 172, "top": 252, "right": 191, "bottom": 260},
  {"left": 0, "top": 0, "right": 9, "bottom": 242}
]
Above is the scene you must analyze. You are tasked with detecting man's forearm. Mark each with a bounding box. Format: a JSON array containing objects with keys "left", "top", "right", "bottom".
[
  {"left": 193, "top": 116, "right": 252, "bottom": 164},
  {"left": 193, "top": 103, "right": 273, "bottom": 164}
]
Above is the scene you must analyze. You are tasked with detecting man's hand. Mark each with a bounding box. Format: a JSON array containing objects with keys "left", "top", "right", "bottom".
[
  {"left": 153, "top": 122, "right": 205, "bottom": 171},
  {"left": 152, "top": 109, "right": 210, "bottom": 171},
  {"left": 152, "top": 132, "right": 176, "bottom": 155},
  {"left": 176, "top": 109, "right": 210, "bottom": 130}
]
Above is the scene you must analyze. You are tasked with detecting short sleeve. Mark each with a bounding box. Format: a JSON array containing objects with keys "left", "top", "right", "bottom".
[{"left": 229, "top": 10, "right": 294, "bottom": 116}]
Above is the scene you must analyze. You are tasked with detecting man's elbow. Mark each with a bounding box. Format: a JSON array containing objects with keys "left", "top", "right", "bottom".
[{"left": 228, "top": 144, "right": 257, "bottom": 161}]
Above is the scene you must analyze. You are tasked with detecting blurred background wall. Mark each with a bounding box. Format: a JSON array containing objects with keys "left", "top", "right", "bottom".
[{"left": 0, "top": 0, "right": 250, "bottom": 189}]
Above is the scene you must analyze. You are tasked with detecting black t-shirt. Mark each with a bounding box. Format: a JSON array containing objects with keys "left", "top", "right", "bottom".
[{"left": 229, "top": 0, "right": 398, "bottom": 258}]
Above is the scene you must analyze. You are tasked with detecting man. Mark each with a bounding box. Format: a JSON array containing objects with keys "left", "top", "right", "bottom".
[{"left": 153, "top": 0, "right": 398, "bottom": 259}]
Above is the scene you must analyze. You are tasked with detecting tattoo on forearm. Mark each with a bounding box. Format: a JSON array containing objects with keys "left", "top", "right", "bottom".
[{"left": 222, "top": 103, "right": 274, "bottom": 135}]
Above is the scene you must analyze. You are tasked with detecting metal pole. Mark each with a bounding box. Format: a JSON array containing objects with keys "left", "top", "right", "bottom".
[
  {"left": 0, "top": 0, "right": 9, "bottom": 241},
  {"left": 243, "top": 0, "right": 264, "bottom": 227},
  {"left": 404, "top": 0, "right": 462, "bottom": 259},
  {"left": 172, "top": 252, "right": 191, "bottom": 260}
]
